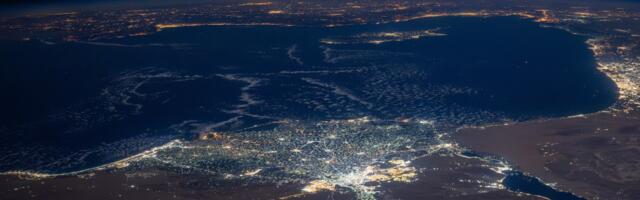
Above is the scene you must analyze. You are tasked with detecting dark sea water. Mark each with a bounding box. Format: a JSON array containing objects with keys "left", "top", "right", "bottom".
[
  {"left": 504, "top": 171, "right": 585, "bottom": 200},
  {"left": 0, "top": 16, "right": 617, "bottom": 179},
  {"left": 461, "top": 150, "right": 585, "bottom": 199}
]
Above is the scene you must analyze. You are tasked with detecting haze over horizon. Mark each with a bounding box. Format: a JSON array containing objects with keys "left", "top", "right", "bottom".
[{"left": 2, "top": 0, "right": 640, "bottom": 15}]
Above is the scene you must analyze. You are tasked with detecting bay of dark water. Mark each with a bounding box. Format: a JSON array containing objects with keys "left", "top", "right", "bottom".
[{"left": 504, "top": 171, "right": 585, "bottom": 200}]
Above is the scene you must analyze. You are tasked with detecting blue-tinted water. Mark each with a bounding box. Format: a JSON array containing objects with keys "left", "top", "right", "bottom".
[
  {"left": 504, "top": 171, "right": 585, "bottom": 200},
  {"left": 461, "top": 150, "right": 585, "bottom": 200},
  {"left": 0, "top": 16, "right": 617, "bottom": 174}
]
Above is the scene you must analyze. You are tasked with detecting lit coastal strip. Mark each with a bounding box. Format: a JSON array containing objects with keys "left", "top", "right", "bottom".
[
  {"left": 398, "top": 11, "right": 491, "bottom": 22},
  {"left": 155, "top": 22, "right": 295, "bottom": 31},
  {"left": 321, "top": 28, "right": 447, "bottom": 45},
  {"left": 0, "top": 140, "right": 183, "bottom": 180},
  {"left": 585, "top": 38, "right": 640, "bottom": 112}
]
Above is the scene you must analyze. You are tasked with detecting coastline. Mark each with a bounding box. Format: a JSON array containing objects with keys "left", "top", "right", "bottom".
[
  {"left": 453, "top": 110, "right": 640, "bottom": 199},
  {"left": 1, "top": 150, "right": 545, "bottom": 200},
  {"left": 1, "top": 8, "right": 638, "bottom": 200}
]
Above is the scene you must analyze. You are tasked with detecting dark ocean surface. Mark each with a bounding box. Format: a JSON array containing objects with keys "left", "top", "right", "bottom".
[{"left": 0, "top": 16, "right": 617, "bottom": 178}]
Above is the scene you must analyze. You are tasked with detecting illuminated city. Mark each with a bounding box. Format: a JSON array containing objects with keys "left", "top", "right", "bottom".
[{"left": 1, "top": 0, "right": 640, "bottom": 200}]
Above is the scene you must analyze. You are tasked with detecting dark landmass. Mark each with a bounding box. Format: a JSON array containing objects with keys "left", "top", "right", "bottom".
[
  {"left": 377, "top": 153, "right": 541, "bottom": 200},
  {"left": 0, "top": 152, "right": 542, "bottom": 200},
  {"left": 454, "top": 111, "right": 640, "bottom": 200},
  {"left": 0, "top": 169, "right": 345, "bottom": 200}
]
